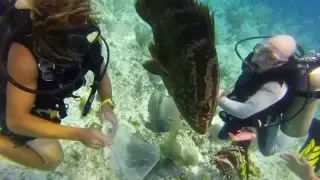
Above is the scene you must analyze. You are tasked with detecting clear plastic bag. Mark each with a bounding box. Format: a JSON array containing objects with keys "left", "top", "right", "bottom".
[{"left": 107, "top": 126, "right": 160, "bottom": 180}]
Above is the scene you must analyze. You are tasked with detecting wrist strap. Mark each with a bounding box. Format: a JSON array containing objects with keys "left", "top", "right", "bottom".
[{"left": 101, "top": 98, "right": 115, "bottom": 109}]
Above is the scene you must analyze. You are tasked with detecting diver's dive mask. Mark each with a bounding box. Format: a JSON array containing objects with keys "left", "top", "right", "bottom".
[
  {"left": 253, "top": 43, "right": 289, "bottom": 66},
  {"left": 32, "top": 23, "right": 101, "bottom": 68},
  {"left": 249, "top": 43, "right": 290, "bottom": 72},
  {"left": 235, "top": 36, "right": 305, "bottom": 73}
]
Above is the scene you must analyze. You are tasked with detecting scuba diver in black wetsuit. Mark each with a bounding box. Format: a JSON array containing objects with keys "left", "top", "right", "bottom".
[
  {"left": 215, "top": 34, "right": 320, "bottom": 178},
  {"left": 217, "top": 35, "right": 301, "bottom": 156},
  {"left": 0, "top": 0, "right": 118, "bottom": 171},
  {"left": 218, "top": 35, "right": 320, "bottom": 152}
]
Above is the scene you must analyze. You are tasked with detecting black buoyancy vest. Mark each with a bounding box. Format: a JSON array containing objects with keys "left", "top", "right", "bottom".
[
  {"left": 3, "top": 19, "right": 103, "bottom": 119},
  {"left": 0, "top": 1, "right": 6, "bottom": 16},
  {"left": 227, "top": 53, "right": 301, "bottom": 123}
]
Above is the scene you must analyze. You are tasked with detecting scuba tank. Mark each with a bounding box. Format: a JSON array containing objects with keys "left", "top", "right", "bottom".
[{"left": 281, "top": 53, "right": 320, "bottom": 137}]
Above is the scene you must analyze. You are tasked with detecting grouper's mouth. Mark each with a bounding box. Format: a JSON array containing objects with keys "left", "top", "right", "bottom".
[
  {"left": 197, "top": 102, "right": 213, "bottom": 128},
  {"left": 178, "top": 101, "right": 214, "bottom": 134}
]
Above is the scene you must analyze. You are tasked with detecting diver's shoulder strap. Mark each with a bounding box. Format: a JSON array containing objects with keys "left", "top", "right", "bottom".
[
  {"left": 296, "top": 91, "right": 320, "bottom": 99},
  {"left": 84, "top": 40, "right": 104, "bottom": 79},
  {"left": 81, "top": 39, "right": 105, "bottom": 117},
  {"left": 14, "top": 22, "right": 32, "bottom": 47}
]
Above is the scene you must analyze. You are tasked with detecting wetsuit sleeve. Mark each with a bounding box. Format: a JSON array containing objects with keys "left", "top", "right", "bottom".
[{"left": 218, "top": 81, "right": 288, "bottom": 119}]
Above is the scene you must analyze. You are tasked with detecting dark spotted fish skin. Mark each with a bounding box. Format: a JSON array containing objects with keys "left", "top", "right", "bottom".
[{"left": 135, "top": 0, "right": 219, "bottom": 134}]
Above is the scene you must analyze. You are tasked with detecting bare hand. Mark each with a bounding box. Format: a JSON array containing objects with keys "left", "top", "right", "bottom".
[
  {"left": 228, "top": 131, "right": 256, "bottom": 142},
  {"left": 218, "top": 89, "right": 229, "bottom": 100},
  {"left": 100, "top": 104, "right": 119, "bottom": 136},
  {"left": 100, "top": 105, "right": 118, "bottom": 126},
  {"left": 280, "top": 153, "right": 316, "bottom": 180},
  {"left": 78, "top": 128, "right": 109, "bottom": 149}
]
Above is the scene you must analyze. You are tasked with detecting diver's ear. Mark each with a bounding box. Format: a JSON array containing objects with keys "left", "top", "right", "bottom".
[{"left": 87, "top": 31, "right": 99, "bottom": 44}]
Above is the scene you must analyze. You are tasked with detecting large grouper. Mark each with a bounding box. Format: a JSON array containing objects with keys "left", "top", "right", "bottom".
[{"left": 135, "top": 0, "right": 219, "bottom": 134}]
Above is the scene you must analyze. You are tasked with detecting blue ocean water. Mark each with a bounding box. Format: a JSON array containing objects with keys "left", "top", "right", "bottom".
[
  {"left": 265, "top": 0, "right": 320, "bottom": 49},
  {"left": 0, "top": 0, "right": 319, "bottom": 180},
  {"left": 206, "top": 0, "right": 320, "bottom": 51}
]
